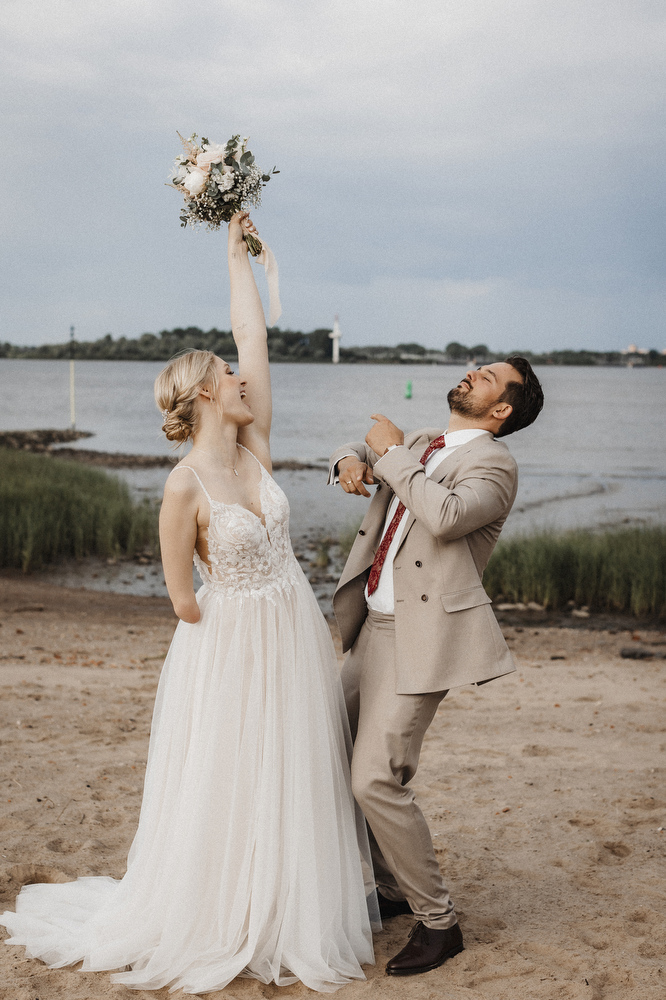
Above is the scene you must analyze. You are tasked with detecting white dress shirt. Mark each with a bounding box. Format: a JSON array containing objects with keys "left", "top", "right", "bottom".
[{"left": 365, "top": 428, "right": 491, "bottom": 614}]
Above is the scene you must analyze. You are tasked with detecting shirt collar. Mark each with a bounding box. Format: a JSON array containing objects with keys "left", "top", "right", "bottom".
[{"left": 443, "top": 428, "right": 492, "bottom": 447}]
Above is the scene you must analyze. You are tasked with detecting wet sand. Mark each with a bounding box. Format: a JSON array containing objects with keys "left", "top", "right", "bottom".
[{"left": 0, "top": 576, "right": 665, "bottom": 1000}]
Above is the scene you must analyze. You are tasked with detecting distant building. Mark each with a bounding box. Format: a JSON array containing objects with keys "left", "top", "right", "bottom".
[{"left": 329, "top": 316, "right": 341, "bottom": 364}]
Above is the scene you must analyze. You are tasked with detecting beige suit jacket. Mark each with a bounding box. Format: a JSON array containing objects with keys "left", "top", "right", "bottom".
[{"left": 330, "top": 428, "right": 518, "bottom": 694}]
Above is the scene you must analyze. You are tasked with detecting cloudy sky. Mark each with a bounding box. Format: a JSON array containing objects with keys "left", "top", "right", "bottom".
[{"left": 2, "top": 0, "right": 664, "bottom": 351}]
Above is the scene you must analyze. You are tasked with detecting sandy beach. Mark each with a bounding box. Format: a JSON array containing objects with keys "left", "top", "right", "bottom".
[{"left": 1, "top": 575, "right": 665, "bottom": 1000}]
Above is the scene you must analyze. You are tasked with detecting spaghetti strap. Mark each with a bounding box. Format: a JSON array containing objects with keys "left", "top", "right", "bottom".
[
  {"left": 170, "top": 465, "right": 213, "bottom": 503},
  {"left": 237, "top": 443, "right": 268, "bottom": 474}
]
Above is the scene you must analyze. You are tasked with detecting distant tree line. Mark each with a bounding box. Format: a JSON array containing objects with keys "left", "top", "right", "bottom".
[
  {"left": 339, "top": 341, "right": 665, "bottom": 366},
  {"left": 0, "top": 327, "right": 335, "bottom": 363},
  {"left": 0, "top": 332, "right": 664, "bottom": 366}
]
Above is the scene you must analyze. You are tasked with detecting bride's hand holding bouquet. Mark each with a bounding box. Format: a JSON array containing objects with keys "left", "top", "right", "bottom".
[
  {"left": 170, "top": 132, "right": 281, "bottom": 325},
  {"left": 227, "top": 210, "right": 259, "bottom": 258}
]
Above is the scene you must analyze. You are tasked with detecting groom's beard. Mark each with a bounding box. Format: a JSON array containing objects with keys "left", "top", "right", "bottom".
[{"left": 447, "top": 384, "right": 501, "bottom": 419}]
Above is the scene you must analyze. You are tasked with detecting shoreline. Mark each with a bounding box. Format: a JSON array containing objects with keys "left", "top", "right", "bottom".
[
  {"left": 0, "top": 528, "right": 342, "bottom": 612},
  {"left": 0, "top": 429, "right": 327, "bottom": 470},
  {"left": 4, "top": 531, "right": 666, "bottom": 634},
  {"left": 2, "top": 565, "right": 664, "bottom": 635},
  {"left": 2, "top": 354, "right": 664, "bottom": 368}
]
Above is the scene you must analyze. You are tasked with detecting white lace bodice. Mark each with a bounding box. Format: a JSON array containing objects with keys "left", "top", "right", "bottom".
[{"left": 170, "top": 447, "right": 301, "bottom": 601}]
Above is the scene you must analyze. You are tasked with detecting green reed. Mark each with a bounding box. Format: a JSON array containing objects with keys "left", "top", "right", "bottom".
[
  {"left": 335, "top": 518, "right": 665, "bottom": 618},
  {"left": 483, "top": 526, "right": 666, "bottom": 617},
  {"left": 0, "top": 450, "right": 160, "bottom": 572}
]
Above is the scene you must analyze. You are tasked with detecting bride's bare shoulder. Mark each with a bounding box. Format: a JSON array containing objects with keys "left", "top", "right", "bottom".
[{"left": 163, "top": 465, "right": 201, "bottom": 502}]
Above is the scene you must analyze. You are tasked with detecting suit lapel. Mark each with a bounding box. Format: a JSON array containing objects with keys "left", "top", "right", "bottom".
[
  {"left": 392, "top": 433, "right": 490, "bottom": 554},
  {"left": 391, "top": 431, "right": 441, "bottom": 554}
]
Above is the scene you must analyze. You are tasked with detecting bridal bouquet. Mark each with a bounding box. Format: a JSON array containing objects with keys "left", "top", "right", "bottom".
[{"left": 170, "top": 133, "right": 278, "bottom": 255}]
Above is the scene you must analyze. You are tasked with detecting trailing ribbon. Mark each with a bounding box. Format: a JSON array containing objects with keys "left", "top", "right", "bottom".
[{"left": 256, "top": 240, "right": 282, "bottom": 327}]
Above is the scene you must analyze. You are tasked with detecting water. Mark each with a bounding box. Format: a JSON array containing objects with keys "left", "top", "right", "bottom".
[{"left": 2, "top": 360, "right": 666, "bottom": 541}]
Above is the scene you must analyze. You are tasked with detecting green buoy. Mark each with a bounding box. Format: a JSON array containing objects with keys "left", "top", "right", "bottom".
[{"left": 405, "top": 380, "right": 412, "bottom": 399}]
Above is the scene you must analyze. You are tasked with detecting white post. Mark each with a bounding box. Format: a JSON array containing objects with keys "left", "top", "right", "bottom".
[
  {"left": 329, "top": 315, "right": 341, "bottom": 364},
  {"left": 69, "top": 325, "right": 76, "bottom": 430}
]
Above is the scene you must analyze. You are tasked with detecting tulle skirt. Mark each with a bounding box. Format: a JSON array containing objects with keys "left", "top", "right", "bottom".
[{"left": 1, "top": 572, "right": 376, "bottom": 993}]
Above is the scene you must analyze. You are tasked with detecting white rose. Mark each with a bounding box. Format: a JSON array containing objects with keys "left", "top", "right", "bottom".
[{"left": 182, "top": 168, "right": 207, "bottom": 197}]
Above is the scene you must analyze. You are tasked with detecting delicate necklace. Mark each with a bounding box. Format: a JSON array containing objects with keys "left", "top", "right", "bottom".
[
  {"left": 224, "top": 446, "right": 239, "bottom": 477},
  {"left": 194, "top": 445, "right": 239, "bottom": 476}
]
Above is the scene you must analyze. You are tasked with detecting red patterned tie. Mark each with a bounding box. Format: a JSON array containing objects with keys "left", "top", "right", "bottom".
[{"left": 366, "top": 434, "right": 447, "bottom": 595}]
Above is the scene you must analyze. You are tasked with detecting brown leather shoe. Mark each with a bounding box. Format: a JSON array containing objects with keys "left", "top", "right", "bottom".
[
  {"left": 377, "top": 893, "right": 413, "bottom": 920},
  {"left": 385, "top": 920, "right": 464, "bottom": 976}
]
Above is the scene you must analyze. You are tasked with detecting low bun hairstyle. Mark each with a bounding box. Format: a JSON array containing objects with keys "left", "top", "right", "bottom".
[{"left": 154, "top": 350, "right": 218, "bottom": 444}]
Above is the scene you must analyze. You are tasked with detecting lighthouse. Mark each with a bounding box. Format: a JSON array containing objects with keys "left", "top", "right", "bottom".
[{"left": 329, "top": 315, "right": 341, "bottom": 364}]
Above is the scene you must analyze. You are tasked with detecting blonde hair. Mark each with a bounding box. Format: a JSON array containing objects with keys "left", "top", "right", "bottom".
[{"left": 154, "top": 350, "right": 218, "bottom": 444}]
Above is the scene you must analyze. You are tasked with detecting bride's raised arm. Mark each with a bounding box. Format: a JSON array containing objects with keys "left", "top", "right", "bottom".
[{"left": 228, "top": 211, "right": 272, "bottom": 466}]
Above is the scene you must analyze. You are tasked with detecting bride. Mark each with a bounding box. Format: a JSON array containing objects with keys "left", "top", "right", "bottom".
[{"left": 1, "top": 212, "right": 376, "bottom": 993}]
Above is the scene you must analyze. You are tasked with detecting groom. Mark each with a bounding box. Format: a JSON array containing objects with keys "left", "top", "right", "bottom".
[{"left": 329, "top": 357, "right": 543, "bottom": 977}]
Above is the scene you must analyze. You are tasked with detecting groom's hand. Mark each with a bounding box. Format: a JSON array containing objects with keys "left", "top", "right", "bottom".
[
  {"left": 338, "top": 457, "right": 374, "bottom": 497},
  {"left": 366, "top": 414, "right": 404, "bottom": 457}
]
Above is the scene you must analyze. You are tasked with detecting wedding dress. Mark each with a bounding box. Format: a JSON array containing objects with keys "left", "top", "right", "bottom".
[{"left": 1, "top": 446, "right": 376, "bottom": 993}]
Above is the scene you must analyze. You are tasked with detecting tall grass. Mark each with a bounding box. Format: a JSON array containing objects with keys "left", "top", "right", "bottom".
[
  {"left": 0, "top": 450, "right": 160, "bottom": 572},
  {"left": 484, "top": 526, "right": 666, "bottom": 617},
  {"left": 334, "top": 518, "right": 665, "bottom": 617}
]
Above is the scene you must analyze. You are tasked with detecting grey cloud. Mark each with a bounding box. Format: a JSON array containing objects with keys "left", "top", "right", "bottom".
[{"left": 1, "top": 0, "right": 664, "bottom": 349}]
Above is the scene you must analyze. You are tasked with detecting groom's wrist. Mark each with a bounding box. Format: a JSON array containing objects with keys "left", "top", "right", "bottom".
[{"left": 329, "top": 453, "right": 358, "bottom": 486}]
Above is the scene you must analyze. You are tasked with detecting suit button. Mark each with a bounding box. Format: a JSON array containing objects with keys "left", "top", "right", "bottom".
[
  {"left": 421, "top": 594, "right": 428, "bottom": 602},
  {"left": 358, "top": 529, "right": 365, "bottom": 535},
  {"left": 415, "top": 560, "right": 422, "bottom": 568}
]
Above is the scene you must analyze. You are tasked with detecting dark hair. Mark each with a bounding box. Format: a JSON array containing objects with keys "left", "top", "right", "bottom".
[{"left": 495, "top": 356, "right": 544, "bottom": 437}]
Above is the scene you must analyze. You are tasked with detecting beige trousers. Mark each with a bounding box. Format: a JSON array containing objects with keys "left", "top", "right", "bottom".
[{"left": 341, "top": 609, "right": 457, "bottom": 930}]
